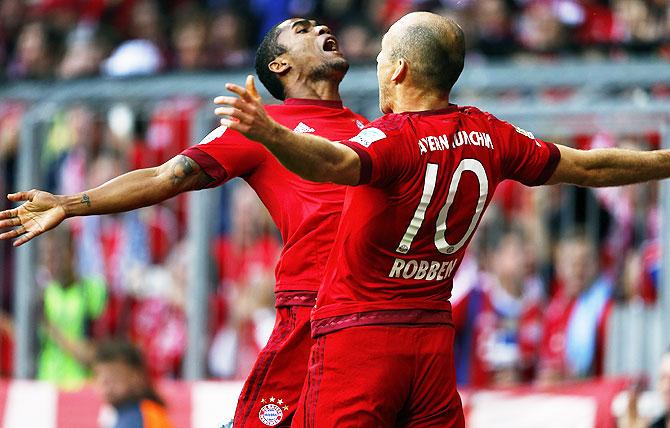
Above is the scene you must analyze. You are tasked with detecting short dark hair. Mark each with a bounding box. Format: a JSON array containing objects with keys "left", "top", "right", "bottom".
[
  {"left": 255, "top": 22, "right": 288, "bottom": 100},
  {"left": 95, "top": 340, "right": 165, "bottom": 406},
  {"left": 96, "top": 340, "right": 146, "bottom": 369},
  {"left": 391, "top": 24, "right": 465, "bottom": 93}
]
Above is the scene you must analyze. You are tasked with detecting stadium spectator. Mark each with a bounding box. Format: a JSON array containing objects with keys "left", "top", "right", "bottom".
[
  {"left": 538, "top": 231, "right": 614, "bottom": 384},
  {"left": 454, "top": 227, "right": 545, "bottom": 387},
  {"left": 172, "top": 11, "right": 208, "bottom": 71},
  {"left": 37, "top": 227, "right": 107, "bottom": 390},
  {"left": 0, "top": 0, "right": 26, "bottom": 72},
  {"left": 206, "top": 10, "right": 254, "bottom": 69},
  {"left": 126, "top": 237, "right": 188, "bottom": 379},
  {"left": 102, "top": 0, "right": 166, "bottom": 77},
  {"left": 338, "top": 21, "right": 378, "bottom": 64},
  {"left": 517, "top": 1, "right": 569, "bottom": 55},
  {"left": 7, "top": 20, "right": 63, "bottom": 80},
  {"left": 58, "top": 26, "right": 111, "bottom": 79},
  {"left": 471, "top": 0, "right": 518, "bottom": 57},
  {"left": 94, "top": 340, "right": 174, "bottom": 428}
]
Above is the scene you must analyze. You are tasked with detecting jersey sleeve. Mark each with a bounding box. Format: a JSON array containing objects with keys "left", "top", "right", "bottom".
[
  {"left": 339, "top": 122, "right": 413, "bottom": 187},
  {"left": 180, "top": 126, "right": 267, "bottom": 188},
  {"left": 491, "top": 117, "right": 561, "bottom": 186}
]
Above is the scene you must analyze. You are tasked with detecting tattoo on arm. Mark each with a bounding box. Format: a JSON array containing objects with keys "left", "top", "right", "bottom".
[
  {"left": 81, "top": 193, "right": 91, "bottom": 208},
  {"left": 170, "top": 155, "right": 196, "bottom": 185},
  {"left": 170, "top": 155, "right": 214, "bottom": 189}
]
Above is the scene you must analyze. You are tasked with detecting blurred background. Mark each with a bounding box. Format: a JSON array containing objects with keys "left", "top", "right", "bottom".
[{"left": 0, "top": 0, "right": 670, "bottom": 427}]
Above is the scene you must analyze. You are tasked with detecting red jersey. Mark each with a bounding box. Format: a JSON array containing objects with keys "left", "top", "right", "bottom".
[
  {"left": 182, "top": 99, "right": 368, "bottom": 302},
  {"left": 312, "top": 105, "right": 560, "bottom": 335}
]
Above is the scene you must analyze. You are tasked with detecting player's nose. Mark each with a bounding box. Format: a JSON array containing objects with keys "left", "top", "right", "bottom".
[{"left": 316, "top": 25, "right": 331, "bottom": 36}]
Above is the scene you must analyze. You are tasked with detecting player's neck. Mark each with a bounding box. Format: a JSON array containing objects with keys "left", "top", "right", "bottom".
[
  {"left": 283, "top": 79, "right": 342, "bottom": 102},
  {"left": 391, "top": 87, "right": 451, "bottom": 113}
]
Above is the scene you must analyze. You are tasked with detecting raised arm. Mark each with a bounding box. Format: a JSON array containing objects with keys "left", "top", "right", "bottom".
[
  {"left": 214, "top": 75, "right": 361, "bottom": 185},
  {"left": 546, "top": 144, "right": 670, "bottom": 187},
  {"left": 0, "top": 154, "right": 213, "bottom": 246}
]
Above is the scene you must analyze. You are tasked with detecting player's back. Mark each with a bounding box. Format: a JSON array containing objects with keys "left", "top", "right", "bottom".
[{"left": 312, "top": 105, "right": 559, "bottom": 335}]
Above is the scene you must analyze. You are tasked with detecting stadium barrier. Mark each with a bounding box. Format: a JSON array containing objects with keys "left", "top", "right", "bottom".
[{"left": 0, "top": 377, "right": 632, "bottom": 428}]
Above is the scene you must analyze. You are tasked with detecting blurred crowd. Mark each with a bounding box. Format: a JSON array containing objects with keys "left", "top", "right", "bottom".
[
  {"left": 1, "top": 0, "right": 670, "bottom": 82},
  {"left": 450, "top": 131, "right": 660, "bottom": 387},
  {"left": 0, "top": 95, "right": 662, "bottom": 390},
  {"left": 0, "top": 0, "right": 666, "bottom": 394},
  {"left": 0, "top": 98, "right": 281, "bottom": 387}
]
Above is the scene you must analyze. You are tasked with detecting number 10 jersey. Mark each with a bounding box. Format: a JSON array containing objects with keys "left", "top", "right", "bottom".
[{"left": 311, "top": 105, "right": 560, "bottom": 337}]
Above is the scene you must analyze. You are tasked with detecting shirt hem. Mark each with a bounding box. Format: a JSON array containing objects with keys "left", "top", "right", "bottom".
[
  {"left": 275, "top": 290, "right": 317, "bottom": 307},
  {"left": 311, "top": 309, "right": 453, "bottom": 337}
]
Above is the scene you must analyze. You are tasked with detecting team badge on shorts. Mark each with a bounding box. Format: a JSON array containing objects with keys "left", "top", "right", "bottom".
[{"left": 258, "top": 396, "right": 289, "bottom": 426}]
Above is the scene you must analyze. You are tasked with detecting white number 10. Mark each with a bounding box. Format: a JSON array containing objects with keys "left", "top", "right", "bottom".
[{"left": 396, "top": 159, "right": 489, "bottom": 255}]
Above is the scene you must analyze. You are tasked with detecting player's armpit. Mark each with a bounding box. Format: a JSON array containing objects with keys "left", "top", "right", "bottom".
[
  {"left": 158, "top": 154, "right": 215, "bottom": 192},
  {"left": 545, "top": 144, "right": 670, "bottom": 187}
]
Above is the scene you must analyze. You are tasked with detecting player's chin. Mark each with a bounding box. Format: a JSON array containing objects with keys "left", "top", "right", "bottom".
[{"left": 326, "top": 55, "right": 349, "bottom": 73}]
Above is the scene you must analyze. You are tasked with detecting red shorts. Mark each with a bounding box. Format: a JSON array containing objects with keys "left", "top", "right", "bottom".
[
  {"left": 292, "top": 325, "right": 465, "bottom": 428},
  {"left": 233, "top": 305, "right": 313, "bottom": 428}
]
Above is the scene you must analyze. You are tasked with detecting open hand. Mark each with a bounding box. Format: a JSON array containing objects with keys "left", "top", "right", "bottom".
[
  {"left": 0, "top": 190, "right": 66, "bottom": 246},
  {"left": 213, "top": 75, "right": 282, "bottom": 145}
]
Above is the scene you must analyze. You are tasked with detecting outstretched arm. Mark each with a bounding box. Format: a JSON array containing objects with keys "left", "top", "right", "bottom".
[
  {"left": 0, "top": 154, "right": 213, "bottom": 246},
  {"left": 214, "top": 75, "right": 361, "bottom": 185},
  {"left": 546, "top": 145, "right": 670, "bottom": 186}
]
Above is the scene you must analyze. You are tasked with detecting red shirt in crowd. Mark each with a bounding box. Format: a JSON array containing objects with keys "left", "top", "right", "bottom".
[
  {"left": 452, "top": 274, "right": 545, "bottom": 387},
  {"left": 539, "top": 281, "right": 613, "bottom": 379},
  {"left": 182, "top": 98, "right": 368, "bottom": 304},
  {"left": 312, "top": 105, "right": 560, "bottom": 336}
]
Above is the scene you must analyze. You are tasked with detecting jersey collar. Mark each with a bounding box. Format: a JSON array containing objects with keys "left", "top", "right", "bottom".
[
  {"left": 283, "top": 98, "right": 344, "bottom": 109},
  {"left": 405, "top": 104, "right": 459, "bottom": 116}
]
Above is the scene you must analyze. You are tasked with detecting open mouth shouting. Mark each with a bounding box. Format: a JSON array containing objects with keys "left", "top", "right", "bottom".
[{"left": 322, "top": 36, "right": 340, "bottom": 53}]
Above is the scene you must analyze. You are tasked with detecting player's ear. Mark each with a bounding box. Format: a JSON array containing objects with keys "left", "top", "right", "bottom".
[
  {"left": 391, "top": 58, "right": 407, "bottom": 83},
  {"left": 269, "top": 57, "right": 291, "bottom": 75}
]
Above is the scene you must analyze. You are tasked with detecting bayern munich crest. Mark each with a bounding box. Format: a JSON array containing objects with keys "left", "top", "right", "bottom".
[{"left": 258, "top": 397, "right": 288, "bottom": 426}]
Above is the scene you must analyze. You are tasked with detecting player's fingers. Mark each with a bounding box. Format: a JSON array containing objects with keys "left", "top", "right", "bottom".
[
  {"left": 0, "top": 208, "right": 18, "bottom": 220},
  {"left": 7, "top": 190, "right": 34, "bottom": 202},
  {"left": 0, "top": 217, "right": 21, "bottom": 229},
  {"left": 213, "top": 96, "right": 242, "bottom": 106},
  {"left": 0, "top": 225, "right": 26, "bottom": 241},
  {"left": 225, "top": 83, "right": 254, "bottom": 103},
  {"left": 214, "top": 106, "right": 235, "bottom": 117},
  {"left": 246, "top": 75, "right": 260, "bottom": 100},
  {"left": 220, "top": 118, "right": 249, "bottom": 135},
  {"left": 213, "top": 95, "right": 237, "bottom": 105},
  {"left": 13, "top": 230, "right": 39, "bottom": 247},
  {"left": 214, "top": 107, "right": 254, "bottom": 124},
  {"left": 212, "top": 96, "right": 252, "bottom": 114}
]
